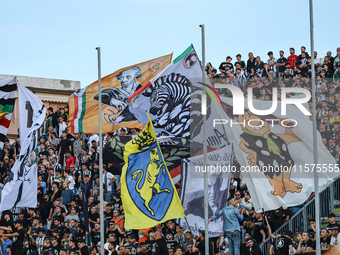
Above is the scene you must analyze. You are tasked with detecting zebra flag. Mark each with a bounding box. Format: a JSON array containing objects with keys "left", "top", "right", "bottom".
[
  {"left": 0, "top": 84, "right": 45, "bottom": 212},
  {"left": 128, "top": 45, "right": 228, "bottom": 148}
]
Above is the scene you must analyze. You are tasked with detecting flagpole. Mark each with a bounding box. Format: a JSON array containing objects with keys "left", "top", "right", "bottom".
[
  {"left": 199, "top": 24, "right": 209, "bottom": 255},
  {"left": 96, "top": 47, "right": 105, "bottom": 255},
  {"left": 309, "top": 1, "right": 320, "bottom": 255}
]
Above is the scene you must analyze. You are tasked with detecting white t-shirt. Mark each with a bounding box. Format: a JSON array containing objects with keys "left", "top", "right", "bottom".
[
  {"left": 330, "top": 233, "right": 340, "bottom": 247},
  {"left": 59, "top": 122, "right": 67, "bottom": 137},
  {"left": 66, "top": 175, "right": 75, "bottom": 190},
  {"left": 103, "top": 172, "right": 115, "bottom": 192},
  {"left": 314, "top": 57, "right": 321, "bottom": 65}
]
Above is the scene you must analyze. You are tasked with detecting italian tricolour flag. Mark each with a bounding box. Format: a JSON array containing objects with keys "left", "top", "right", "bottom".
[
  {"left": 69, "top": 87, "right": 87, "bottom": 133},
  {"left": 0, "top": 78, "right": 17, "bottom": 148}
]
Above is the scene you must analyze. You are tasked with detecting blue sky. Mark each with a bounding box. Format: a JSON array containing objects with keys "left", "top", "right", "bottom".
[{"left": 1, "top": 0, "right": 339, "bottom": 88}]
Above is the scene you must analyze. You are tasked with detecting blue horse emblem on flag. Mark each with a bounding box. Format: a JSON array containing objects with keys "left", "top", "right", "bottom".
[{"left": 126, "top": 142, "right": 174, "bottom": 221}]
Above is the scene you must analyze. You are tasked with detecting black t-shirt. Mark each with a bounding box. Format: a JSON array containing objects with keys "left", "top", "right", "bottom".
[
  {"left": 51, "top": 190, "right": 62, "bottom": 202},
  {"left": 54, "top": 214, "right": 65, "bottom": 224},
  {"left": 154, "top": 238, "right": 169, "bottom": 255},
  {"left": 52, "top": 243, "right": 62, "bottom": 253},
  {"left": 81, "top": 246, "right": 89, "bottom": 255},
  {"left": 126, "top": 229, "right": 139, "bottom": 240},
  {"left": 106, "top": 229, "right": 121, "bottom": 240},
  {"left": 59, "top": 138, "right": 71, "bottom": 156},
  {"left": 273, "top": 236, "right": 292, "bottom": 255},
  {"left": 225, "top": 63, "right": 234, "bottom": 71},
  {"left": 165, "top": 239, "right": 178, "bottom": 250},
  {"left": 1, "top": 219, "right": 14, "bottom": 232},
  {"left": 75, "top": 232, "right": 86, "bottom": 243},
  {"left": 12, "top": 228, "right": 26, "bottom": 251},
  {"left": 37, "top": 205, "right": 48, "bottom": 225},
  {"left": 246, "top": 225, "right": 263, "bottom": 244},
  {"left": 255, "top": 219, "right": 268, "bottom": 236},
  {"left": 240, "top": 242, "right": 248, "bottom": 255},
  {"left": 219, "top": 62, "right": 228, "bottom": 71},
  {"left": 185, "top": 251, "right": 199, "bottom": 255},
  {"left": 145, "top": 238, "right": 156, "bottom": 251},
  {"left": 104, "top": 210, "right": 114, "bottom": 222},
  {"left": 320, "top": 236, "right": 330, "bottom": 252},
  {"left": 301, "top": 239, "right": 314, "bottom": 252},
  {"left": 89, "top": 212, "right": 99, "bottom": 228},
  {"left": 41, "top": 199, "right": 53, "bottom": 215},
  {"left": 196, "top": 239, "right": 213, "bottom": 255},
  {"left": 112, "top": 200, "right": 122, "bottom": 211},
  {"left": 91, "top": 230, "right": 101, "bottom": 245},
  {"left": 246, "top": 244, "right": 262, "bottom": 255},
  {"left": 42, "top": 246, "right": 56, "bottom": 255},
  {"left": 69, "top": 247, "right": 79, "bottom": 254}
]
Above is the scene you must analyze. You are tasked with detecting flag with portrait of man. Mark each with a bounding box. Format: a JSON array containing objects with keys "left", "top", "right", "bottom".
[{"left": 68, "top": 54, "right": 172, "bottom": 134}]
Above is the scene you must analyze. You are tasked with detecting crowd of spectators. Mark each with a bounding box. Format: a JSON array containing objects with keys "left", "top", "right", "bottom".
[
  {"left": 207, "top": 47, "right": 340, "bottom": 164},
  {"left": 0, "top": 47, "right": 339, "bottom": 255}
]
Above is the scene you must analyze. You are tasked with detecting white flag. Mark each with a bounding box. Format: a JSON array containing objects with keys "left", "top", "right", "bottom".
[
  {"left": 220, "top": 95, "right": 337, "bottom": 212},
  {"left": 0, "top": 84, "right": 45, "bottom": 211},
  {"left": 177, "top": 145, "right": 233, "bottom": 237}
]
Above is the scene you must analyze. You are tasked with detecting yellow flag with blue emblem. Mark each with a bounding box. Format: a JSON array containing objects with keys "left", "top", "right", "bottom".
[{"left": 121, "top": 113, "right": 185, "bottom": 229}]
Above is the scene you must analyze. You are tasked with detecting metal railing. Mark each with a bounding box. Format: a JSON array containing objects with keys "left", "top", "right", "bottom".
[{"left": 260, "top": 177, "right": 340, "bottom": 255}]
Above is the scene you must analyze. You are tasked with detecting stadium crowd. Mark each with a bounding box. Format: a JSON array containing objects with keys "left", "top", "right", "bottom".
[{"left": 0, "top": 46, "right": 339, "bottom": 255}]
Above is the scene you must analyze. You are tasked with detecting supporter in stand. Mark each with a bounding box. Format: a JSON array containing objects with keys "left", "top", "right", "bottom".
[{"left": 0, "top": 47, "right": 340, "bottom": 255}]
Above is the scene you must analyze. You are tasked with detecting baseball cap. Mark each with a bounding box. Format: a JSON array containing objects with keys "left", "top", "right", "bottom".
[
  {"left": 226, "top": 56, "right": 232, "bottom": 60},
  {"left": 97, "top": 242, "right": 101, "bottom": 246}
]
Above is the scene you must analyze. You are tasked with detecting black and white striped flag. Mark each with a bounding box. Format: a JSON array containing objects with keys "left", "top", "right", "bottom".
[{"left": 0, "top": 83, "right": 45, "bottom": 212}]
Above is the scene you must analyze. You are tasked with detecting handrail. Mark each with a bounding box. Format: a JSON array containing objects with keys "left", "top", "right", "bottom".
[{"left": 259, "top": 176, "right": 340, "bottom": 255}]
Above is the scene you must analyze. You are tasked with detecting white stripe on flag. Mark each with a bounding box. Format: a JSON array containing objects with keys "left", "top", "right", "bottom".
[
  {"left": 0, "top": 91, "right": 15, "bottom": 100},
  {"left": 75, "top": 95, "right": 83, "bottom": 133}
]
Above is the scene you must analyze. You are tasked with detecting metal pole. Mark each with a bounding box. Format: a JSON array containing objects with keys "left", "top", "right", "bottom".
[
  {"left": 309, "top": 2, "right": 320, "bottom": 255},
  {"left": 96, "top": 47, "right": 105, "bottom": 255},
  {"left": 199, "top": 24, "right": 209, "bottom": 255}
]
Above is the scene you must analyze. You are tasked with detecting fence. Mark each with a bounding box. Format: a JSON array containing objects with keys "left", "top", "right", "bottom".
[{"left": 260, "top": 177, "right": 340, "bottom": 255}]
